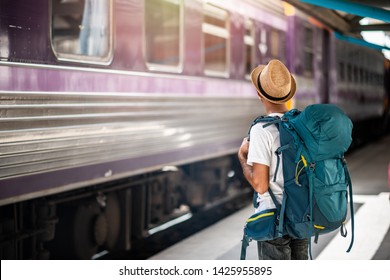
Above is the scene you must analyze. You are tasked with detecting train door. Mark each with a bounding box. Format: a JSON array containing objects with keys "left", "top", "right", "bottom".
[{"left": 321, "top": 29, "right": 330, "bottom": 103}]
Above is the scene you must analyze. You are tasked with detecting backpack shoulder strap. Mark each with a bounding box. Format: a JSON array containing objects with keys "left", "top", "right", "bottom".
[
  {"left": 240, "top": 234, "right": 250, "bottom": 260},
  {"left": 247, "top": 115, "right": 281, "bottom": 140},
  {"left": 343, "top": 158, "right": 355, "bottom": 253}
]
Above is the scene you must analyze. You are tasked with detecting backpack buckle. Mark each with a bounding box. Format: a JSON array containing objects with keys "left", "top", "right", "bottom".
[{"left": 309, "top": 162, "right": 316, "bottom": 170}]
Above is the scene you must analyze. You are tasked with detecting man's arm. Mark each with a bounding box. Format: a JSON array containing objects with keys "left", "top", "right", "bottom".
[{"left": 238, "top": 137, "right": 269, "bottom": 194}]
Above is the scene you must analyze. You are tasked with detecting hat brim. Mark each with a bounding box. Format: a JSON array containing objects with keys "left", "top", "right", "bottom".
[{"left": 250, "top": 65, "right": 296, "bottom": 104}]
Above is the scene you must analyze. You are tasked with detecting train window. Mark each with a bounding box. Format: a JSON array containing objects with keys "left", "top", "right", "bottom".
[
  {"left": 347, "top": 64, "right": 352, "bottom": 82},
  {"left": 270, "top": 29, "right": 280, "bottom": 59},
  {"left": 376, "top": 73, "right": 382, "bottom": 86},
  {"left": 365, "top": 70, "right": 369, "bottom": 84},
  {"left": 353, "top": 66, "right": 359, "bottom": 83},
  {"left": 338, "top": 62, "right": 345, "bottom": 82},
  {"left": 145, "top": 0, "right": 183, "bottom": 71},
  {"left": 203, "top": 4, "right": 230, "bottom": 77},
  {"left": 51, "top": 0, "right": 113, "bottom": 64},
  {"left": 244, "top": 19, "right": 255, "bottom": 79},
  {"left": 303, "top": 26, "right": 313, "bottom": 76}
]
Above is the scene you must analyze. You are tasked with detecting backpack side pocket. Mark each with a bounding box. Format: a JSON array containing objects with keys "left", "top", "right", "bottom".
[
  {"left": 312, "top": 159, "right": 348, "bottom": 231},
  {"left": 244, "top": 208, "right": 277, "bottom": 241}
]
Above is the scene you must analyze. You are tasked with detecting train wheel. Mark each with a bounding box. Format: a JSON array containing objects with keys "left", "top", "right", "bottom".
[
  {"left": 47, "top": 198, "right": 100, "bottom": 259},
  {"left": 47, "top": 193, "right": 120, "bottom": 259}
]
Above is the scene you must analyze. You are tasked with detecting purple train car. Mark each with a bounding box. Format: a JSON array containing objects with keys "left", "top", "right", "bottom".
[{"left": 0, "top": 0, "right": 388, "bottom": 259}]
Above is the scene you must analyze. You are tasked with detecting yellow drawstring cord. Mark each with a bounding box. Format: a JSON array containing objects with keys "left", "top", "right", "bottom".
[{"left": 295, "top": 156, "right": 307, "bottom": 186}]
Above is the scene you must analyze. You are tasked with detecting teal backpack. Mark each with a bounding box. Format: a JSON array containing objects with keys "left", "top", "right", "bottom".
[{"left": 240, "top": 104, "right": 354, "bottom": 260}]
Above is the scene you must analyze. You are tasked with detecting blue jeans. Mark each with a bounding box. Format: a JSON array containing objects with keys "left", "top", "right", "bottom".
[{"left": 257, "top": 236, "right": 308, "bottom": 260}]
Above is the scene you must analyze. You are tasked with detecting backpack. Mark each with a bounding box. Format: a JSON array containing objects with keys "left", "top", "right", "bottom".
[{"left": 240, "top": 104, "right": 354, "bottom": 260}]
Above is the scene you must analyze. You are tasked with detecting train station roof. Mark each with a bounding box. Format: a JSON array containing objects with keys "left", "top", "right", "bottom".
[
  {"left": 284, "top": 0, "right": 390, "bottom": 56},
  {"left": 284, "top": 0, "right": 390, "bottom": 33}
]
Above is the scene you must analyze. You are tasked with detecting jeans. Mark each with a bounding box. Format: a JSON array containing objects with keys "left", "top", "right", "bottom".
[{"left": 257, "top": 236, "right": 308, "bottom": 260}]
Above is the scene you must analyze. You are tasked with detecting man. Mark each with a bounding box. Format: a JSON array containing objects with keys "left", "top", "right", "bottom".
[{"left": 238, "top": 59, "right": 308, "bottom": 260}]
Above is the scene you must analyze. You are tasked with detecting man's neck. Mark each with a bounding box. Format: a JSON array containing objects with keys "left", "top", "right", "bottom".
[{"left": 265, "top": 105, "right": 288, "bottom": 115}]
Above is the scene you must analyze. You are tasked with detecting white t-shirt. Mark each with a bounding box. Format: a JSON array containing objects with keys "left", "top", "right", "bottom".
[{"left": 247, "top": 113, "right": 284, "bottom": 213}]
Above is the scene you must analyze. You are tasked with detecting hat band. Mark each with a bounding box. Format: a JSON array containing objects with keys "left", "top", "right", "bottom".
[{"left": 257, "top": 74, "right": 291, "bottom": 102}]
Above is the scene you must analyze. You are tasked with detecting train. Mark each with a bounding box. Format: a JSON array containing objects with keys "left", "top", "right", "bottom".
[{"left": 0, "top": 0, "right": 389, "bottom": 259}]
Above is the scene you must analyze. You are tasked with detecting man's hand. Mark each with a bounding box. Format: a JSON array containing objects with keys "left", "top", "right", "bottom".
[{"left": 238, "top": 137, "right": 249, "bottom": 163}]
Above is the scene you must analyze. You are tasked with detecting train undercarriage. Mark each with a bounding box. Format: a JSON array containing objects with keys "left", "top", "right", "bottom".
[{"left": 0, "top": 155, "right": 249, "bottom": 259}]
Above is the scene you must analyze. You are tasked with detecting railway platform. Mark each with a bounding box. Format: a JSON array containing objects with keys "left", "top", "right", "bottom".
[
  {"left": 2, "top": 135, "right": 389, "bottom": 280},
  {"left": 149, "top": 134, "right": 390, "bottom": 260}
]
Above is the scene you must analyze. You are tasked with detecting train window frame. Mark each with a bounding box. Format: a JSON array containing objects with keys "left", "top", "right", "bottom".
[
  {"left": 244, "top": 18, "right": 255, "bottom": 80},
  {"left": 144, "top": 0, "right": 184, "bottom": 73},
  {"left": 50, "top": 0, "right": 114, "bottom": 65},
  {"left": 202, "top": 3, "right": 230, "bottom": 78}
]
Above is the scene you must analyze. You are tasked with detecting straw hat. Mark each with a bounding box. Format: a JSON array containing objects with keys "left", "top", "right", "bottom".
[{"left": 250, "top": 59, "right": 296, "bottom": 104}]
